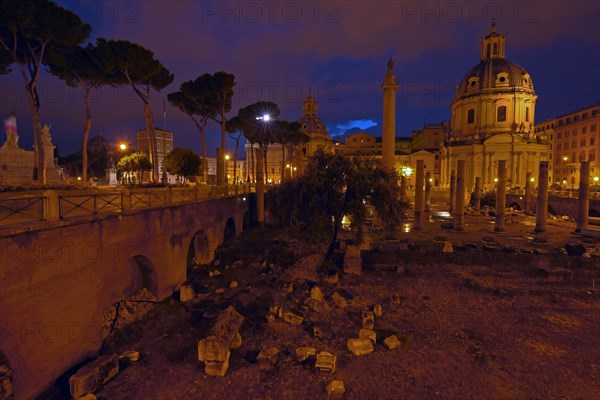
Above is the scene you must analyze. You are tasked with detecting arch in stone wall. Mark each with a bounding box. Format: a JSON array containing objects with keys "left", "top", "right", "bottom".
[
  {"left": 242, "top": 211, "right": 250, "bottom": 231},
  {"left": 0, "top": 348, "right": 13, "bottom": 399},
  {"left": 223, "top": 217, "right": 236, "bottom": 242},
  {"left": 187, "top": 229, "right": 211, "bottom": 275},
  {"left": 124, "top": 255, "right": 158, "bottom": 298}
]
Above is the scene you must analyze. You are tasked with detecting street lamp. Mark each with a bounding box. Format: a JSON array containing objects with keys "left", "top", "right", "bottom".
[{"left": 119, "top": 143, "right": 127, "bottom": 151}]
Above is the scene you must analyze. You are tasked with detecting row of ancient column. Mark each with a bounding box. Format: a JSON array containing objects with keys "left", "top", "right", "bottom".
[{"left": 412, "top": 159, "right": 592, "bottom": 234}]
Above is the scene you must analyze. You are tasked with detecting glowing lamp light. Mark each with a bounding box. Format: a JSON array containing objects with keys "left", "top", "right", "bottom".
[
  {"left": 563, "top": 156, "right": 568, "bottom": 161},
  {"left": 341, "top": 215, "right": 351, "bottom": 227},
  {"left": 401, "top": 166, "right": 413, "bottom": 177},
  {"left": 77, "top": 176, "right": 82, "bottom": 181},
  {"left": 594, "top": 177, "right": 599, "bottom": 183},
  {"left": 530, "top": 177, "right": 535, "bottom": 182},
  {"left": 494, "top": 178, "right": 498, "bottom": 182},
  {"left": 119, "top": 143, "right": 127, "bottom": 151}
]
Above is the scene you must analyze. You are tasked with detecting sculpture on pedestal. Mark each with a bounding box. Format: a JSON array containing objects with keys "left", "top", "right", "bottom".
[{"left": 2, "top": 112, "right": 19, "bottom": 149}]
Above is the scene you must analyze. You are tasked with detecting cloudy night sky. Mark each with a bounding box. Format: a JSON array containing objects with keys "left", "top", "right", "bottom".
[{"left": 1, "top": 0, "right": 599, "bottom": 157}]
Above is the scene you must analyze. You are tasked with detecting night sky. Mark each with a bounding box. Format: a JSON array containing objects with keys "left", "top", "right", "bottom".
[{"left": 1, "top": 0, "right": 599, "bottom": 157}]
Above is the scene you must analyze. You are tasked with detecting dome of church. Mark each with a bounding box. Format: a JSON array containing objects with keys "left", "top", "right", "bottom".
[
  {"left": 297, "top": 90, "right": 329, "bottom": 137},
  {"left": 457, "top": 58, "right": 533, "bottom": 96},
  {"left": 455, "top": 24, "right": 534, "bottom": 99}
]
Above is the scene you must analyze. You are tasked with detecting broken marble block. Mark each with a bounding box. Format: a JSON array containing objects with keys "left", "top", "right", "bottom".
[
  {"left": 282, "top": 311, "right": 304, "bottom": 326},
  {"left": 211, "top": 306, "right": 244, "bottom": 348},
  {"left": 384, "top": 335, "right": 401, "bottom": 350},
  {"left": 295, "top": 347, "right": 317, "bottom": 362},
  {"left": 443, "top": 241, "right": 454, "bottom": 253},
  {"left": 362, "top": 311, "right": 375, "bottom": 330},
  {"left": 179, "top": 283, "right": 194, "bottom": 302},
  {"left": 326, "top": 380, "right": 345, "bottom": 400},
  {"left": 331, "top": 292, "right": 348, "bottom": 308},
  {"left": 310, "top": 286, "right": 324, "bottom": 302},
  {"left": 69, "top": 354, "right": 119, "bottom": 399},
  {"left": 347, "top": 338, "right": 374, "bottom": 356},
  {"left": 315, "top": 351, "right": 337, "bottom": 374},
  {"left": 118, "top": 350, "right": 140, "bottom": 362},
  {"left": 358, "top": 328, "right": 376, "bottom": 343},
  {"left": 257, "top": 347, "right": 280, "bottom": 368},
  {"left": 197, "top": 335, "right": 230, "bottom": 376},
  {"left": 373, "top": 304, "right": 383, "bottom": 318}
]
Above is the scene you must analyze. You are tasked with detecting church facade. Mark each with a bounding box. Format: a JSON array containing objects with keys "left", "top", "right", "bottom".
[{"left": 440, "top": 25, "right": 550, "bottom": 191}]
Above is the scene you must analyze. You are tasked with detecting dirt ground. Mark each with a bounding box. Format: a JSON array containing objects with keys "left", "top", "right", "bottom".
[{"left": 52, "top": 209, "right": 600, "bottom": 399}]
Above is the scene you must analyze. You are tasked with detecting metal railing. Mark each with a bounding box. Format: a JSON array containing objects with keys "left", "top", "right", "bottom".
[
  {"left": 59, "top": 192, "right": 123, "bottom": 218},
  {"left": 0, "top": 194, "right": 46, "bottom": 226},
  {"left": 0, "top": 184, "right": 254, "bottom": 230}
]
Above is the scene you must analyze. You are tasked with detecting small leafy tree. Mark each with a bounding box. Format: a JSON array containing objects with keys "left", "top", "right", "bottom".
[
  {"left": 271, "top": 152, "right": 407, "bottom": 264},
  {"left": 163, "top": 148, "right": 201, "bottom": 183},
  {"left": 117, "top": 151, "right": 152, "bottom": 184}
]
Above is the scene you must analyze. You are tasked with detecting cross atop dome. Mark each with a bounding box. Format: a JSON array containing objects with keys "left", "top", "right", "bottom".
[
  {"left": 302, "top": 88, "right": 318, "bottom": 116},
  {"left": 481, "top": 23, "right": 505, "bottom": 60}
]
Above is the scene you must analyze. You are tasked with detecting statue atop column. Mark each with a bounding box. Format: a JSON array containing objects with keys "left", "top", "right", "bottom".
[
  {"left": 41, "top": 124, "right": 54, "bottom": 146},
  {"left": 2, "top": 112, "right": 19, "bottom": 149},
  {"left": 387, "top": 57, "right": 394, "bottom": 71}
]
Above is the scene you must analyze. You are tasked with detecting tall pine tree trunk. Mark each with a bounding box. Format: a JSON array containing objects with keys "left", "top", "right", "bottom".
[
  {"left": 143, "top": 100, "right": 158, "bottom": 183},
  {"left": 264, "top": 147, "right": 269, "bottom": 182},
  {"left": 24, "top": 82, "right": 45, "bottom": 183},
  {"left": 82, "top": 86, "right": 92, "bottom": 184},
  {"left": 281, "top": 143, "right": 286, "bottom": 181},
  {"left": 200, "top": 125, "right": 208, "bottom": 184},
  {"left": 218, "top": 111, "right": 226, "bottom": 185},
  {"left": 250, "top": 143, "right": 255, "bottom": 182}
]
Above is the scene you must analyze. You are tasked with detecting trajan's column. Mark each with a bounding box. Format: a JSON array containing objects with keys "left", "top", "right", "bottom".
[{"left": 381, "top": 57, "right": 399, "bottom": 170}]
